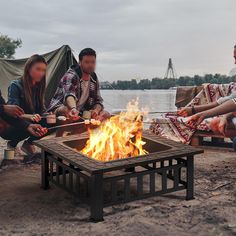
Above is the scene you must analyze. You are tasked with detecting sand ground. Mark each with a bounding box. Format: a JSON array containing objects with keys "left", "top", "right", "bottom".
[{"left": 0, "top": 138, "right": 236, "bottom": 236}]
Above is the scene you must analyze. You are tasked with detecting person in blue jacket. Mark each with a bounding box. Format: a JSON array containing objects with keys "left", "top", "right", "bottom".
[{"left": 2, "top": 54, "right": 48, "bottom": 155}]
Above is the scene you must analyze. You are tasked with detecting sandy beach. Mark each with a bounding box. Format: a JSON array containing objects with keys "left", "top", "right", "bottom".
[{"left": 0, "top": 137, "right": 236, "bottom": 236}]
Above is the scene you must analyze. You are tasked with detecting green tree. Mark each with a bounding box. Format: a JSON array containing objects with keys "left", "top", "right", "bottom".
[
  {"left": 101, "top": 74, "right": 235, "bottom": 90},
  {"left": 0, "top": 33, "right": 22, "bottom": 59}
]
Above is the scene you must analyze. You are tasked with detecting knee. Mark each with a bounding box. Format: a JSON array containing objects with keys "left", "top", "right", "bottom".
[{"left": 210, "top": 117, "right": 221, "bottom": 133}]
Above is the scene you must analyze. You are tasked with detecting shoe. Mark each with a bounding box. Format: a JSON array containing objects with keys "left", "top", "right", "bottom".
[
  {"left": 21, "top": 141, "right": 36, "bottom": 156},
  {"left": 233, "top": 137, "right": 236, "bottom": 152},
  {"left": 7, "top": 141, "right": 16, "bottom": 150}
]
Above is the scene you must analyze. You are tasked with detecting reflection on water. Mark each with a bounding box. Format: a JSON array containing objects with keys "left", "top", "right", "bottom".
[{"left": 101, "top": 90, "right": 176, "bottom": 113}]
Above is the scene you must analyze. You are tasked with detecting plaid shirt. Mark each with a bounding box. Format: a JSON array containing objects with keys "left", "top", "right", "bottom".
[{"left": 47, "top": 64, "right": 103, "bottom": 112}]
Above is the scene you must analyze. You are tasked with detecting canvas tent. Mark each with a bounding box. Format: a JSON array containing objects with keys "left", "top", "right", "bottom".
[{"left": 0, "top": 45, "right": 77, "bottom": 105}]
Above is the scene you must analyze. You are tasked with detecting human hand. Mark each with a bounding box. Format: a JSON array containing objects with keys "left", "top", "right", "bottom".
[
  {"left": 27, "top": 124, "right": 48, "bottom": 137},
  {"left": 3, "top": 105, "right": 24, "bottom": 118},
  {"left": 31, "top": 114, "right": 41, "bottom": 122},
  {"left": 69, "top": 108, "right": 80, "bottom": 121},
  {"left": 91, "top": 109, "right": 99, "bottom": 119},
  {"left": 177, "top": 107, "right": 192, "bottom": 117},
  {"left": 187, "top": 113, "right": 206, "bottom": 128}
]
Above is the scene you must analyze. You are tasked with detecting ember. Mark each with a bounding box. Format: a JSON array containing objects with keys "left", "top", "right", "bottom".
[{"left": 80, "top": 99, "right": 148, "bottom": 161}]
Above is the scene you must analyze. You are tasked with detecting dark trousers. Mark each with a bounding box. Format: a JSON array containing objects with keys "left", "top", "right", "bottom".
[
  {"left": 0, "top": 120, "right": 50, "bottom": 148},
  {"left": 0, "top": 127, "right": 30, "bottom": 147}
]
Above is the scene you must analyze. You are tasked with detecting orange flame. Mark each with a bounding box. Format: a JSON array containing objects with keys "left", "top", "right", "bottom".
[{"left": 81, "top": 99, "right": 148, "bottom": 162}]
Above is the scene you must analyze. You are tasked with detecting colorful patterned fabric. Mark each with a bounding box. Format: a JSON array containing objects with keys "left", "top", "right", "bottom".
[{"left": 150, "top": 83, "right": 236, "bottom": 144}]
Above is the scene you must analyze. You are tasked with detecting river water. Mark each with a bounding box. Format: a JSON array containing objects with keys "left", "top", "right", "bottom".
[{"left": 101, "top": 89, "right": 177, "bottom": 113}]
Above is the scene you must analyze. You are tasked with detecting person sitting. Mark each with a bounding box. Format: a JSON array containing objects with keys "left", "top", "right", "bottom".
[
  {"left": 187, "top": 98, "right": 236, "bottom": 138},
  {"left": 0, "top": 90, "right": 47, "bottom": 150},
  {"left": 47, "top": 48, "right": 110, "bottom": 125},
  {"left": 178, "top": 44, "right": 236, "bottom": 118},
  {"left": 5, "top": 54, "right": 48, "bottom": 155},
  {"left": 177, "top": 44, "right": 236, "bottom": 138}
]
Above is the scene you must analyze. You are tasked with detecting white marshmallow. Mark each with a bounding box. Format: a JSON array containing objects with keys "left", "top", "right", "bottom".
[
  {"left": 84, "top": 120, "right": 90, "bottom": 125},
  {"left": 91, "top": 119, "right": 96, "bottom": 125},
  {"left": 96, "top": 120, "right": 101, "bottom": 126},
  {"left": 57, "top": 116, "right": 67, "bottom": 121}
]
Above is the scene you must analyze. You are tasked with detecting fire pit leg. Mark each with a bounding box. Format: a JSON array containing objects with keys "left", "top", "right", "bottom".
[
  {"left": 41, "top": 151, "right": 50, "bottom": 190},
  {"left": 186, "top": 155, "right": 194, "bottom": 200},
  {"left": 90, "top": 173, "right": 104, "bottom": 222}
]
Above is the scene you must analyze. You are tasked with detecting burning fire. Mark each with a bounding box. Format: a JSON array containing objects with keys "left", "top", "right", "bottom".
[{"left": 81, "top": 99, "right": 149, "bottom": 162}]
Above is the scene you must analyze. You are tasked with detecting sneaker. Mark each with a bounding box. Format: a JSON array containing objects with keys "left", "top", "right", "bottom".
[
  {"left": 7, "top": 141, "right": 16, "bottom": 150},
  {"left": 21, "top": 141, "right": 36, "bottom": 156}
]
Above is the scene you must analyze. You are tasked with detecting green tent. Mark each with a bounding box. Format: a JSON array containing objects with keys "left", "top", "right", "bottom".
[{"left": 0, "top": 45, "right": 77, "bottom": 105}]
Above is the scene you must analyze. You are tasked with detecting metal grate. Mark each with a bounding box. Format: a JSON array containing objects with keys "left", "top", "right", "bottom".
[{"left": 37, "top": 131, "right": 203, "bottom": 222}]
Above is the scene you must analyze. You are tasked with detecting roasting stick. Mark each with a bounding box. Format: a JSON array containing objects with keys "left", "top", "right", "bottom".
[
  {"left": 47, "top": 119, "right": 101, "bottom": 130},
  {"left": 21, "top": 114, "right": 69, "bottom": 121},
  {"left": 112, "top": 109, "right": 177, "bottom": 115},
  {"left": 147, "top": 111, "right": 177, "bottom": 114},
  {"left": 47, "top": 117, "right": 188, "bottom": 131},
  {"left": 142, "top": 121, "right": 169, "bottom": 124},
  {"left": 21, "top": 114, "right": 88, "bottom": 123},
  {"left": 142, "top": 118, "right": 195, "bottom": 129},
  {"left": 47, "top": 121, "right": 86, "bottom": 130}
]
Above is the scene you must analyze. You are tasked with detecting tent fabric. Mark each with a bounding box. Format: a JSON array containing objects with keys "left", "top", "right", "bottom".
[{"left": 0, "top": 45, "right": 77, "bottom": 105}]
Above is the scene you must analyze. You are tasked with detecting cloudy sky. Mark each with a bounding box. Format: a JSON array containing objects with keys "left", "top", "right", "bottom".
[{"left": 0, "top": 0, "right": 235, "bottom": 81}]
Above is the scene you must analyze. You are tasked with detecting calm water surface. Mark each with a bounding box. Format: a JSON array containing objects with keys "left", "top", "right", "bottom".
[{"left": 101, "top": 90, "right": 176, "bottom": 113}]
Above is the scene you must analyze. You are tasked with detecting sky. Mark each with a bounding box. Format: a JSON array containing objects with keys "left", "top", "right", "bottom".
[{"left": 0, "top": 0, "right": 235, "bottom": 81}]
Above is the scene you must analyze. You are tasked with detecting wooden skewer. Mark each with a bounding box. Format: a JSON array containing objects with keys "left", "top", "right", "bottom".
[
  {"left": 47, "top": 119, "right": 100, "bottom": 130},
  {"left": 48, "top": 121, "right": 86, "bottom": 130},
  {"left": 142, "top": 121, "right": 170, "bottom": 124},
  {"left": 47, "top": 120, "right": 172, "bottom": 130},
  {"left": 21, "top": 114, "right": 86, "bottom": 122},
  {"left": 147, "top": 111, "right": 177, "bottom": 114},
  {"left": 112, "top": 109, "right": 177, "bottom": 115},
  {"left": 21, "top": 114, "right": 66, "bottom": 120}
]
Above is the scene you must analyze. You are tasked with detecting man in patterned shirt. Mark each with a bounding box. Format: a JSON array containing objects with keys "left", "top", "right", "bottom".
[{"left": 47, "top": 48, "right": 110, "bottom": 121}]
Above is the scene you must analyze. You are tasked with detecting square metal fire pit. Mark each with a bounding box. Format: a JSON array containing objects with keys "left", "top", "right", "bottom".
[{"left": 35, "top": 130, "right": 203, "bottom": 222}]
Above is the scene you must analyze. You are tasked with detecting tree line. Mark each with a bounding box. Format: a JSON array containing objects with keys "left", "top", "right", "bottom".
[{"left": 101, "top": 74, "right": 235, "bottom": 90}]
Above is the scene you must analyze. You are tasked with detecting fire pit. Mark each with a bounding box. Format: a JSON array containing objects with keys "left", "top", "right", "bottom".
[{"left": 35, "top": 130, "right": 203, "bottom": 222}]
